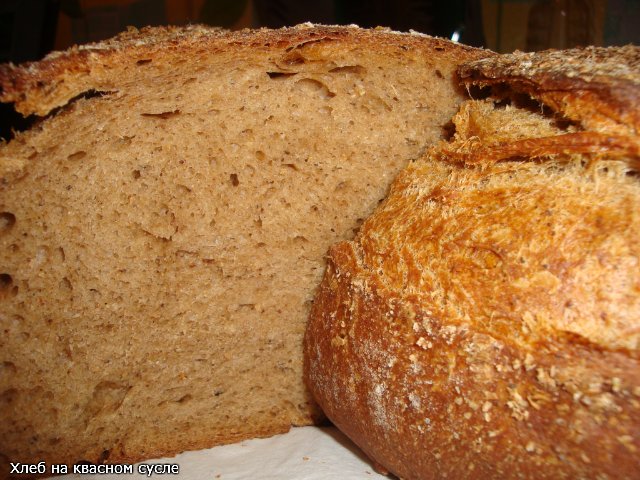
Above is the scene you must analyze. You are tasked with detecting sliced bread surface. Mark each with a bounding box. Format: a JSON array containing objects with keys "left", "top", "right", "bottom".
[{"left": 0, "top": 24, "right": 487, "bottom": 469}]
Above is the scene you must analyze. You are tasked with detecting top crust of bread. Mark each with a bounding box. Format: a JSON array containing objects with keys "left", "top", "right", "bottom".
[
  {"left": 459, "top": 45, "right": 640, "bottom": 138},
  {"left": 0, "top": 23, "right": 484, "bottom": 117}
]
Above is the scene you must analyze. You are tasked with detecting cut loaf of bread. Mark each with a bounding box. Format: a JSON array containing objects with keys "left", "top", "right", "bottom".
[
  {"left": 0, "top": 24, "right": 487, "bottom": 471},
  {"left": 305, "top": 46, "right": 640, "bottom": 479}
]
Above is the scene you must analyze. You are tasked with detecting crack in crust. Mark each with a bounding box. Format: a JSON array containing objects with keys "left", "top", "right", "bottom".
[{"left": 458, "top": 46, "right": 640, "bottom": 140}]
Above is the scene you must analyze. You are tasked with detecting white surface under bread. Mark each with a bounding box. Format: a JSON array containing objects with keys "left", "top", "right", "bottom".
[{"left": 52, "top": 427, "right": 384, "bottom": 480}]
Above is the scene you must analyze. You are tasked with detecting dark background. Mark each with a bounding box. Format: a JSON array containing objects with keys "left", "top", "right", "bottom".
[{"left": 1, "top": 0, "right": 639, "bottom": 140}]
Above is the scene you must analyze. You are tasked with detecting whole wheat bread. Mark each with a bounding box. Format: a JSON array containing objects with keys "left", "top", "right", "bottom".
[
  {"left": 0, "top": 24, "right": 487, "bottom": 472},
  {"left": 305, "top": 45, "right": 640, "bottom": 479}
]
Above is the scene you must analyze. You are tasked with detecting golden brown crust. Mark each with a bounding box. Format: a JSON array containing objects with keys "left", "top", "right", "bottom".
[
  {"left": 306, "top": 45, "right": 640, "bottom": 480},
  {"left": 0, "top": 23, "right": 485, "bottom": 117},
  {"left": 305, "top": 154, "right": 640, "bottom": 479},
  {"left": 437, "top": 131, "right": 640, "bottom": 166},
  {"left": 458, "top": 46, "right": 640, "bottom": 138}
]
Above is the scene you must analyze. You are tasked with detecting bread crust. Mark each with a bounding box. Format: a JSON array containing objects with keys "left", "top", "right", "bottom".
[
  {"left": 437, "top": 131, "right": 640, "bottom": 166},
  {"left": 305, "top": 155, "right": 640, "bottom": 479},
  {"left": 458, "top": 46, "right": 640, "bottom": 138},
  {"left": 0, "top": 23, "right": 484, "bottom": 117},
  {"left": 306, "top": 46, "right": 640, "bottom": 480}
]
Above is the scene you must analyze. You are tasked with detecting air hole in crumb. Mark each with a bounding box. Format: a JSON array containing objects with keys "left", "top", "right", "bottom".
[
  {"left": 255, "top": 150, "right": 266, "bottom": 160},
  {"left": 283, "top": 163, "right": 298, "bottom": 171},
  {"left": 141, "top": 110, "right": 180, "bottom": 119},
  {"left": 136, "top": 58, "right": 152, "bottom": 65},
  {"left": 334, "top": 181, "right": 350, "bottom": 191},
  {"left": 294, "top": 78, "right": 336, "bottom": 99},
  {"left": 0, "top": 212, "right": 16, "bottom": 233},
  {"left": 280, "top": 51, "right": 306, "bottom": 65},
  {"left": 56, "top": 247, "right": 66, "bottom": 262},
  {"left": 0, "top": 274, "right": 13, "bottom": 292},
  {"left": 493, "top": 98, "right": 511, "bottom": 110},
  {"left": 442, "top": 120, "right": 456, "bottom": 141},
  {"left": 230, "top": 173, "right": 239, "bottom": 186},
  {"left": 293, "top": 235, "right": 308, "bottom": 243},
  {"left": 435, "top": 69, "right": 444, "bottom": 79},
  {"left": 214, "top": 389, "right": 224, "bottom": 396},
  {"left": 467, "top": 84, "right": 492, "bottom": 101},
  {"left": 60, "top": 277, "right": 73, "bottom": 291},
  {"left": 329, "top": 65, "right": 366, "bottom": 75},
  {"left": 353, "top": 218, "right": 364, "bottom": 233},
  {"left": 98, "top": 450, "right": 111, "bottom": 463},
  {"left": 177, "top": 394, "right": 192, "bottom": 404},
  {"left": 132, "top": 169, "right": 141, "bottom": 179},
  {"left": 0, "top": 388, "right": 17, "bottom": 403},
  {"left": 267, "top": 71, "right": 297, "bottom": 79},
  {"left": 67, "top": 151, "right": 86, "bottom": 161},
  {"left": 555, "top": 118, "right": 577, "bottom": 131}
]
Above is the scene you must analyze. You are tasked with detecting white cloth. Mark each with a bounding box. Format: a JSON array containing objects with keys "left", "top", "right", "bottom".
[{"left": 53, "top": 426, "right": 387, "bottom": 480}]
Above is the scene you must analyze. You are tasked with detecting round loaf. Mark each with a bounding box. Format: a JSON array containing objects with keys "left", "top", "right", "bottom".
[{"left": 305, "top": 47, "right": 640, "bottom": 480}]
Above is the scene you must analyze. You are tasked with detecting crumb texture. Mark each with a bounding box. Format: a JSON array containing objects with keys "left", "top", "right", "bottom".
[
  {"left": 0, "top": 24, "right": 486, "bottom": 471},
  {"left": 305, "top": 47, "right": 640, "bottom": 480}
]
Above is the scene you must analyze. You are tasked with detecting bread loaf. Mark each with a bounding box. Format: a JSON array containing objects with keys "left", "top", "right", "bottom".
[
  {"left": 0, "top": 24, "right": 487, "bottom": 473},
  {"left": 305, "top": 46, "right": 640, "bottom": 479}
]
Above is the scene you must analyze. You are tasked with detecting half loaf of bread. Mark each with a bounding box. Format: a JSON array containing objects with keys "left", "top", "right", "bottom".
[
  {"left": 0, "top": 24, "right": 487, "bottom": 472},
  {"left": 305, "top": 46, "right": 640, "bottom": 479}
]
